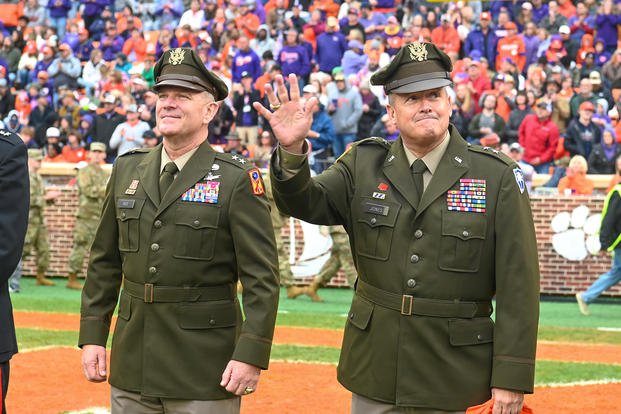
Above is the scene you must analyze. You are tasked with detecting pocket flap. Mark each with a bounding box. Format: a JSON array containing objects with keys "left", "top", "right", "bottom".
[
  {"left": 357, "top": 198, "right": 400, "bottom": 228},
  {"left": 442, "top": 210, "right": 486, "bottom": 240},
  {"left": 118, "top": 290, "right": 132, "bottom": 321},
  {"left": 175, "top": 203, "right": 220, "bottom": 229},
  {"left": 178, "top": 301, "right": 237, "bottom": 329},
  {"left": 449, "top": 318, "right": 494, "bottom": 346},
  {"left": 347, "top": 295, "right": 374, "bottom": 330},
  {"left": 116, "top": 198, "right": 145, "bottom": 221}
]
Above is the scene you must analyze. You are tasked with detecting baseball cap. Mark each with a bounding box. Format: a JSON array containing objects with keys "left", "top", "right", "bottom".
[
  {"left": 226, "top": 132, "right": 241, "bottom": 140},
  {"left": 480, "top": 12, "right": 491, "bottom": 21},
  {"left": 387, "top": 16, "right": 398, "bottom": 25},
  {"left": 126, "top": 104, "right": 138, "bottom": 113},
  {"left": 504, "top": 21, "right": 517, "bottom": 31},
  {"left": 46, "top": 127, "right": 60, "bottom": 137},
  {"left": 503, "top": 74, "right": 515, "bottom": 84},
  {"left": 522, "top": 2, "right": 533, "bottom": 10},
  {"left": 509, "top": 142, "right": 523, "bottom": 153},
  {"left": 103, "top": 93, "right": 116, "bottom": 104},
  {"left": 302, "top": 84, "right": 318, "bottom": 94},
  {"left": 59, "top": 43, "right": 71, "bottom": 51},
  {"left": 28, "top": 148, "right": 43, "bottom": 160},
  {"left": 536, "top": 98, "right": 552, "bottom": 112},
  {"left": 334, "top": 72, "right": 346, "bottom": 81},
  {"left": 579, "top": 101, "right": 595, "bottom": 112},
  {"left": 440, "top": 14, "right": 450, "bottom": 22},
  {"left": 559, "top": 25, "right": 571, "bottom": 35},
  {"left": 90, "top": 142, "right": 106, "bottom": 152},
  {"left": 589, "top": 71, "right": 601, "bottom": 84}
]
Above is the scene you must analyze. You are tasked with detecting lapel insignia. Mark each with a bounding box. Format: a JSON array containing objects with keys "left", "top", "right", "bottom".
[
  {"left": 513, "top": 168, "right": 525, "bottom": 194},
  {"left": 125, "top": 189, "right": 136, "bottom": 195},
  {"left": 446, "top": 178, "right": 487, "bottom": 213},
  {"left": 248, "top": 168, "right": 265, "bottom": 196},
  {"left": 378, "top": 182, "right": 389, "bottom": 191},
  {"left": 387, "top": 155, "right": 395, "bottom": 162},
  {"left": 204, "top": 172, "right": 221, "bottom": 181},
  {"left": 454, "top": 156, "right": 462, "bottom": 164},
  {"left": 169, "top": 48, "right": 185, "bottom": 65},
  {"left": 211, "top": 163, "right": 220, "bottom": 171},
  {"left": 372, "top": 192, "right": 386, "bottom": 200},
  {"left": 182, "top": 181, "right": 220, "bottom": 203}
]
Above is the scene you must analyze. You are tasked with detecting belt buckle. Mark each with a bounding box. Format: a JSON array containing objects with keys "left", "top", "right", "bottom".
[
  {"left": 144, "top": 283, "right": 154, "bottom": 303},
  {"left": 401, "top": 295, "right": 413, "bottom": 315}
]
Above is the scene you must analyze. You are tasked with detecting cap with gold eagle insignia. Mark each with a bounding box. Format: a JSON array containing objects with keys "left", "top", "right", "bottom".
[
  {"left": 153, "top": 48, "right": 229, "bottom": 101},
  {"left": 370, "top": 42, "right": 453, "bottom": 94}
]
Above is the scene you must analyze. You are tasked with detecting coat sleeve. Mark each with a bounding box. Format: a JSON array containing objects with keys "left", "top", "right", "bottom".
[
  {"left": 490, "top": 165, "right": 540, "bottom": 393},
  {"left": 600, "top": 191, "right": 621, "bottom": 250},
  {"left": 229, "top": 168, "right": 280, "bottom": 370},
  {"left": 79, "top": 163, "right": 123, "bottom": 347},
  {"left": 0, "top": 140, "right": 29, "bottom": 282}
]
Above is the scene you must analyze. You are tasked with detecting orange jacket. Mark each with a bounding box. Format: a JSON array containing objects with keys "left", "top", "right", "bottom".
[
  {"left": 430, "top": 25, "right": 460, "bottom": 55},
  {"left": 122, "top": 37, "right": 147, "bottom": 62},
  {"left": 558, "top": 174, "right": 595, "bottom": 195},
  {"left": 235, "top": 13, "right": 260, "bottom": 40},
  {"left": 309, "top": 0, "right": 340, "bottom": 18},
  {"left": 496, "top": 35, "right": 526, "bottom": 72}
]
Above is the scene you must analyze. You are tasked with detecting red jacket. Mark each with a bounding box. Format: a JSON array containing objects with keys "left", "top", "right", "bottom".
[{"left": 518, "top": 114, "right": 560, "bottom": 165}]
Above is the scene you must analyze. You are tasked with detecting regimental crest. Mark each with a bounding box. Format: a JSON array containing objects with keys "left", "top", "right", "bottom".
[
  {"left": 169, "top": 48, "right": 186, "bottom": 65},
  {"left": 408, "top": 42, "right": 428, "bottom": 62}
]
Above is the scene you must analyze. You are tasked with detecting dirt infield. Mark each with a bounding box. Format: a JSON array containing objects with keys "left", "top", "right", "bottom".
[{"left": 9, "top": 311, "right": 621, "bottom": 413}]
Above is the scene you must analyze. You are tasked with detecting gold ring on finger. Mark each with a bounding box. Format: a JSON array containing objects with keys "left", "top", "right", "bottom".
[
  {"left": 244, "top": 387, "right": 255, "bottom": 395},
  {"left": 269, "top": 103, "right": 281, "bottom": 111}
]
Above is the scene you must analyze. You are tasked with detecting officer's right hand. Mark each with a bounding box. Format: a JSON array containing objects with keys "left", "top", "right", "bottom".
[
  {"left": 253, "top": 74, "right": 317, "bottom": 154},
  {"left": 82, "top": 344, "right": 107, "bottom": 382}
]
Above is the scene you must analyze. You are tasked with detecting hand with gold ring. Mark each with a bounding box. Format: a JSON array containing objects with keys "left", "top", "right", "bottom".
[
  {"left": 220, "top": 360, "right": 261, "bottom": 396},
  {"left": 252, "top": 73, "right": 317, "bottom": 154},
  {"left": 243, "top": 386, "right": 255, "bottom": 395}
]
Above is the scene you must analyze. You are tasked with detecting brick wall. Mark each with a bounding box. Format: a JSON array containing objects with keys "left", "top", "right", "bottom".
[{"left": 23, "top": 178, "right": 617, "bottom": 297}]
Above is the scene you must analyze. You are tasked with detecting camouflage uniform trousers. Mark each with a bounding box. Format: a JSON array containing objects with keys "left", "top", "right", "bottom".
[
  {"left": 68, "top": 216, "right": 99, "bottom": 274},
  {"left": 275, "top": 225, "right": 295, "bottom": 287},
  {"left": 314, "top": 232, "right": 357, "bottom": 287},
  {"left": 22, "top": 208, "right": 50, "bottom": 273}
]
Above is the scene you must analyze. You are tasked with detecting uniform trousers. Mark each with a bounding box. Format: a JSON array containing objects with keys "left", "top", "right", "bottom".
[
  {"left": 111, "top": 386, "right": 241, "bottom": 414},
  {"left": 352, "top": 394, "right": 466, "bottom": 414}
]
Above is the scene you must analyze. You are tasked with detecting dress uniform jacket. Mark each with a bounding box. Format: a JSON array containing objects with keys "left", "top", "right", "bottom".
[
  {"left": 0, "top": 130, "right": 29, "bottom": 363},
  {"left": 79, "top": 140, "right": 280, "bottom": 400},
  {"left": 271, "top": 125, "right": 540, "bottom": 410}
]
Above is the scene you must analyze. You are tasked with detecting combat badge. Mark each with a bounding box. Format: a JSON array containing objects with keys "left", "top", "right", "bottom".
[
  {"left": 248, "top": 168, "right": 265, "bottom": 196},
  {"left": 182, "top": 181, "right": 220, "bottom": 203},
  {"left": 513, "top": 168, "right": 525, "bottom": 194}
]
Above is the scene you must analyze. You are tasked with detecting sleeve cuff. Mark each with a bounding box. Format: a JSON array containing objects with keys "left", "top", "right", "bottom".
[
  {"left": 78, "top": 318, "right": 111, "bottom": 348},
  {"left": 232, "top": 334, "right": 273, "bottom": 370},
  {"left": 490, "top": 357, "right": 535, "bottom": 394}
]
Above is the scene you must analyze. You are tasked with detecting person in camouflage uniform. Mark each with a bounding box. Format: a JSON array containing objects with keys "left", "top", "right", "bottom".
[
  {"left": 21, "top": 149, "right": 60, "bottom": 286},
  {"left": 66, "top": 143, "right": 109, "bottom": 289},
  {"left": 264, "top": 172, "right": 304, "bottom": 299},
  {"left": 305, "top": 225, "right": 357, "bottom": 302}
]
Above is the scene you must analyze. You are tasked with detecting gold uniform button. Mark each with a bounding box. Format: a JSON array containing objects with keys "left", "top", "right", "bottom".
[
  {"left": 151, "top": 243, "right": 160, "bottom": 252},
  {"left": 149, "top": 266, "right": 157, "bottom": 274},
  {"left": 154, "top": 220, "right": 162, "bottom": 228}
]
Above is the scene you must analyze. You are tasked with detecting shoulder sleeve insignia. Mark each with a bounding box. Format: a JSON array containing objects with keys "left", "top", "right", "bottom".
[
  {"left": 513, "top": 168, "right": 526, "bottom": 194},
  {"left": 248, "top": 168, "right": 265, "bottom": 196}
]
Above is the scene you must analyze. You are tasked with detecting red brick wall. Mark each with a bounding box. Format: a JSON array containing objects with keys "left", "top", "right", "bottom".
[{"left": 23, "top": 179, "right": 616, "bottom": 296}]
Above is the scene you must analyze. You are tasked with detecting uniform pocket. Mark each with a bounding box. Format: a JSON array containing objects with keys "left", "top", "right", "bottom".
[
  {"left": 117, "top": 290, "right": 132, "bottom": 321},
  {"left": 346, "top": 294, "right": 374, "bottom": 331},
  {"left": 438, "top": 209, "right": 486, "bottom": 272},
  {"left": 178, "top": 301, "right": 238, "bottom": 330},
  {"left": 116, "top": 198, "right": 146, "bottom": 252},
  {"left": 173, "top": 203, "right": 220, "bottom": 261},
  {"left": 354, "top": 197, "right": 400, "bottom": 261},
  {"left": 449, "top": 318, "right": 494, "bottom": 346}
]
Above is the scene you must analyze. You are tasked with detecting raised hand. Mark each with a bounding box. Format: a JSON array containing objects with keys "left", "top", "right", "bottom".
[{"left": 252, "top": 74, "right": 317, "bottom": 154}]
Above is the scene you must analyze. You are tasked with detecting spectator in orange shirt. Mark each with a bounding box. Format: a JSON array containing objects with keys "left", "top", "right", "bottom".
[
  {"left": 496, "top": 22, "right": 526, "bottom": 72},
  {"left": 309, "top": 0, "right": 340, "bottom": 18},
  {"left": 61, "top": 131, "right": 87, "bottom": 163},
  {"left": 558, "top": 155, "right": 594, "bottom": 195},
  {"left": 122, "top": 29, "right": 147, "bottom": 62},
  {"left": 43, "top": 143, "right": 67, "bottom": 163},
  {"left": 431, "top": 14, "right": 460, "bottom": 61},
  {"left": 495, "top": 74, "right": 517, "bottom": 122},
  {"left": 557, "top": 0, "right": 577, "bottom": 19},
  {"left": 235, "top": 1, "right": 260, "bottom": 40}
]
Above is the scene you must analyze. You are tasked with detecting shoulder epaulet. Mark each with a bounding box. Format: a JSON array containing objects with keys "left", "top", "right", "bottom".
[
  {"left": 0, "top": 129, "right": 20, "bottom": 145},
  {"left": 467, "top": 143, "right": 514, "bottom": 166},
  {"left": 118, "top": 147, "right": 152, "bottom": 157},
  {"left": 216, "top": 152, "right": 253, "bottom": 170},
  {"left": 336, "top": 137, "right": 391, "bottom": 163}
]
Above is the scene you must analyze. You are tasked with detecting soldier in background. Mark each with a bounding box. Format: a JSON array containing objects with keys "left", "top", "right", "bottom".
[
  {"left": 66, "top": 143, "right": 109, "bottom": 290},
  {"left": 305, "top": 225, "right": 357, "bottom": 302},
  {"left": 14, "top": 149, "right": 60, "bottom": 288}
]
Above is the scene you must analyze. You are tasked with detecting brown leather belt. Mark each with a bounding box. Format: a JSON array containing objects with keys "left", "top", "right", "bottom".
[
  {"left": 123, "top": 279, "right": 236, "bottom": 303},
  {"left": 356, "top": 279, "right": 493, "bottom": 318}
]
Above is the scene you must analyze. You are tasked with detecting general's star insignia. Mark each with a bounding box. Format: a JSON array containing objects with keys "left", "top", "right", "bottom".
[{"left": 0, "top": 130, "right": 10, "bottom": 136}]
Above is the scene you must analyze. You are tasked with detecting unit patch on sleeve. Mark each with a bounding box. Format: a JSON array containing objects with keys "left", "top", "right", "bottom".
[
  {"left": 447, "top": 178, "right": 486, "bottom": 213},
  {"left": 513, "top": 168, "right": 525, "bottom": 194},
  {"left": 248, "top": 168, "right": 265, "bottom": 196}
]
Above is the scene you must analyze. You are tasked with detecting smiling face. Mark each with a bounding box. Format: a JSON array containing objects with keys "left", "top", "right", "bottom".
[
  {"left": 386, "top": 87, "right": 451, "bottom": 153},
  {"left": 156, "top": 86, "right": 219, "bottom": 144}
]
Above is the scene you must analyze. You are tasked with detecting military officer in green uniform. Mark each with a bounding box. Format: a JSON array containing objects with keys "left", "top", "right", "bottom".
[
  {"left": 79, "top": 48, "right": 280, "bottom": 414},
  {"left": 305, "top": 225, "right": 357, "bottom": 302},
  {"left": 255, "top": 42, "right": 539, "bottom": 414},
  {"left": 20, "top": 149, "right": 61, "bottom": 287},
  {"left": 66, "top": 142, "right": 109, "bottom": 290}
]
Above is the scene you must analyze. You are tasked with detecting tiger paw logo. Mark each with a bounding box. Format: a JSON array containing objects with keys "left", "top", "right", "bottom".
[{"left": 551, "top": 205, "right": 601, "bottom": 261}]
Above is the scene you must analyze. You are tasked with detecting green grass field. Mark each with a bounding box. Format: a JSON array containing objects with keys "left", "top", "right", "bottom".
[{"left": 10, "top": 277, "right": 621, "bottom": 387}]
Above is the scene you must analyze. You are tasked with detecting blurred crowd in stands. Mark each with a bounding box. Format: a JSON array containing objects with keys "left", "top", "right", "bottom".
[{"left": 0, "top": 0, "right": 620, "bottom": 193}]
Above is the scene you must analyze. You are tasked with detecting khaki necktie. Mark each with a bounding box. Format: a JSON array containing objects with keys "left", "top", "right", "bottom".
[
  {"left": 159, "top": 161, "right": 179, "bottom": 201},
  {"left": 411, "top": 158, "right": 427, "bottom": 208}
]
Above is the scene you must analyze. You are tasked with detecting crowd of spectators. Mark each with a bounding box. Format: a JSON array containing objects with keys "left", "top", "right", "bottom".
[{"left": 0, "top": 0, "right": 619, "bottom": 182}]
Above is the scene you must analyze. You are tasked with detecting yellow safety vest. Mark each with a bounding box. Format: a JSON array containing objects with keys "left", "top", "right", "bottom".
[{"left": 601, "top": 184, "right": 621, "bottom": 252}]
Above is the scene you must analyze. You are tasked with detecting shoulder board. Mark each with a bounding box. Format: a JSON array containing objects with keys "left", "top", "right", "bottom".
[
  {"left": 467, "top": 143, "right": 514, "bottom": 166},
  {"left": 216, "top": 152, "right": 253, "bottom": 170},
  {"left": 118, "top": 147, "right": 152, "bottom": 157},
  {"left": 0, "top": 129, "right": 20, "bottom": 145},
  {"left": 336, "top": 137, "right": 391, "bottom": 163}
]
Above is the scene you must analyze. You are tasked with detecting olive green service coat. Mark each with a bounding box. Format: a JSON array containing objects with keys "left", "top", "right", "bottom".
[
  {"left": 79, "top": 141, "right": 280, "bottom": 400},
  {"left": 271, "top": 126, "right": 540, "bottom": 411}
]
